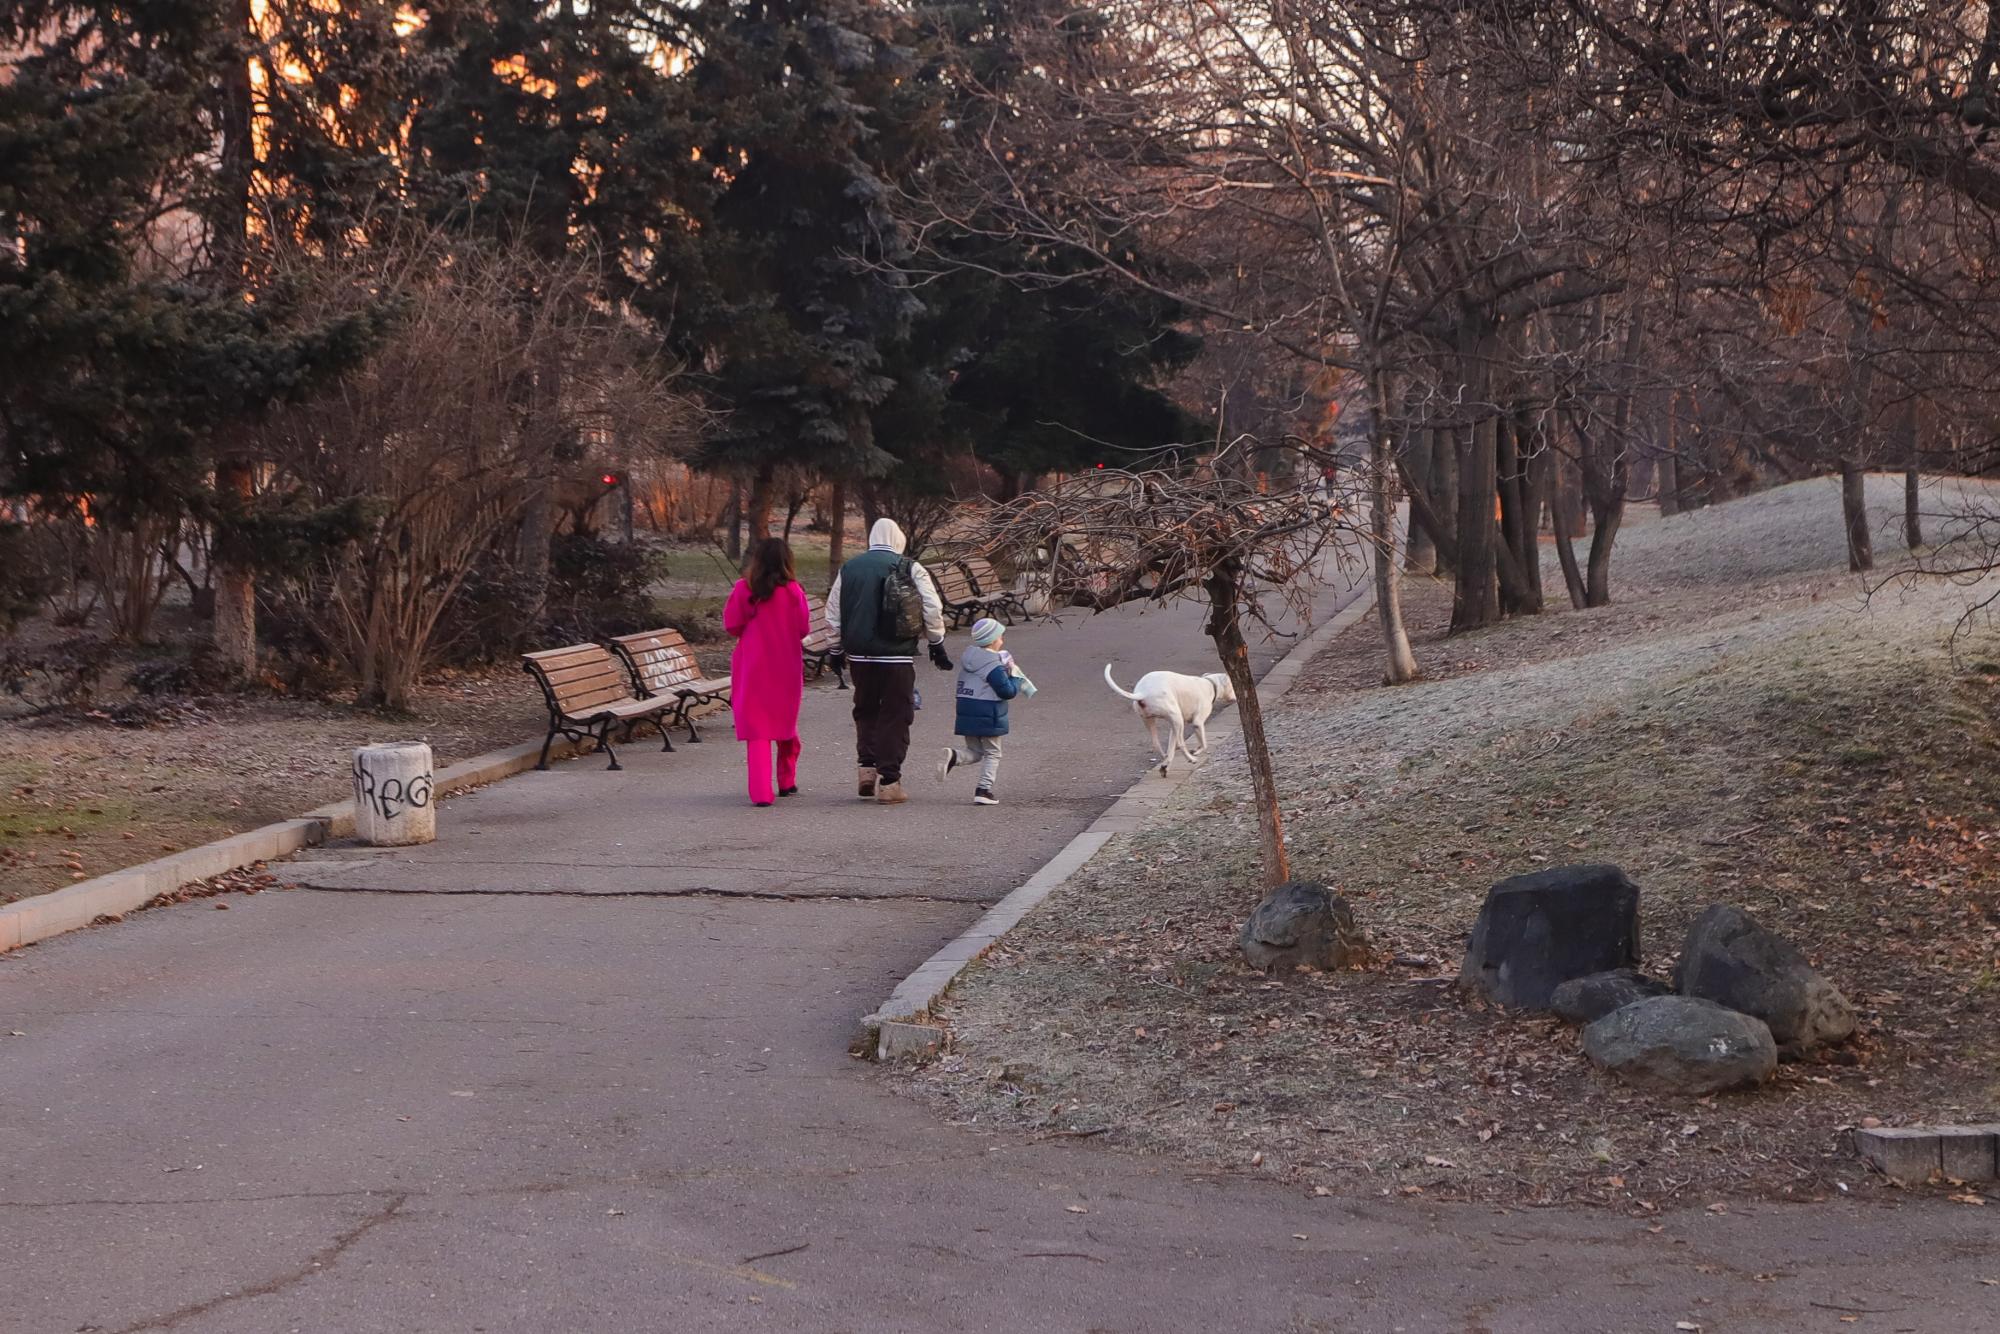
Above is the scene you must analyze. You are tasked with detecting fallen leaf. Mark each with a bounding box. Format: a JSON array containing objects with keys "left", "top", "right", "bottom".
[
  {"left": 1705, "top": 1202, "right": 1728, "bottom": 1215},
  {"left": 1676, "top": 1323, "right": 1702, "bottom": 1332},
  {"left": 1065, "top": 1205, "right": 1089, "bottom": 1214},
  {"left": 1948, "top": 1193, "right": 1986, "bottom": 1206},
  {"left": 1424, "top": 1155, "right": 1457, "bottom": 1168}
]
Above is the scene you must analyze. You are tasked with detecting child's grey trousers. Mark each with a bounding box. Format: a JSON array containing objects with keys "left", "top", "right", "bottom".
[{"left": 950, "top": 735, "right": 1004, "bottom": 789}]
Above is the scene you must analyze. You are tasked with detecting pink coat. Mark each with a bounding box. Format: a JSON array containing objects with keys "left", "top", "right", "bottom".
[{"left": 724, "top": 578, "right": 810, "bottom": 743}]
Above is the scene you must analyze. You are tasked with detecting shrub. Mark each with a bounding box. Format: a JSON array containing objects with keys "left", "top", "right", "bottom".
[
  {"left": 541, "top": 533, "right": 668, "bottom": 645},
  {"left": 0, "top": 635, "right": 113, "bottom": 710}
]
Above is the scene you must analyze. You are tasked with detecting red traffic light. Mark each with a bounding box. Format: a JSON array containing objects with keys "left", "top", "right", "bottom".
[
  {"left": 1094, "top": 462, "right": 1105, "bottom": 469},
  {"left": 601, "top": 472, "right": 620, "bottom": 487}
]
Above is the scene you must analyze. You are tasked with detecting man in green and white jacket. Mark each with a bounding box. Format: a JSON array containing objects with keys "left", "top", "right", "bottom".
[{"left": 825, "top": 518, "right": 950, "bottom": 804}]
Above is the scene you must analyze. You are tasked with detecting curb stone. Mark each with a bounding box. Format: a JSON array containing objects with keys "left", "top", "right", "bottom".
[
  {"left": 0, "top": 734, "right": 590, "bottom": 955},
  {"left": 1855, "top": 1124, "right": 2000, "bottom": 1184},
  {"left": 858, "top": 569, "right": 1381, "bottom": 1060}
]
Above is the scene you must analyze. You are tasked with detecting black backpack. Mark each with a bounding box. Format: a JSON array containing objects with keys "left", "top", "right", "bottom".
[{"left": 879, "top": 556, "right": 924, "bottom": 642}]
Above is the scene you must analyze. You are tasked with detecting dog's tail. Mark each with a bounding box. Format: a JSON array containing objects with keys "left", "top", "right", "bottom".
[{"left": 1102, "top": 663, "right": 1142, "bottom": 701}]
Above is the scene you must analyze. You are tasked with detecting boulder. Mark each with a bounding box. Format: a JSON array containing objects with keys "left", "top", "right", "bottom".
[
  {"left": 1583, "top": 996, "right": 1778, "bottom": 1095},
  {"left": 1457, "top": 864, "right": 1641, "bottom": 1010},
  {"left": 1675, "top": 905, "right": 1855, "bottom": 1052},
  {"left": 1549, "top": 968, "right": 1672, "bottom": 1025},
  {"left": 1240, "top": 881, "right": 1367, "bottom": 973}
]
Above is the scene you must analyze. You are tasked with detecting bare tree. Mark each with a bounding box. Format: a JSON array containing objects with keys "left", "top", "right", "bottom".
[
  {"left": 255, "top": 231, "right": 693, "bottom": 709},
  {"left": 971, "top": 451, "right": 1363, "bottom": 887}
]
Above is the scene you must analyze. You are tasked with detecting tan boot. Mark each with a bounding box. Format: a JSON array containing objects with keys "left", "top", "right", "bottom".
[
  {"left": 875, "top": 780, "right": 908, "bottom": 805},
  {"left": 857, "top": 766, "right": 878, "bottom": 798}
]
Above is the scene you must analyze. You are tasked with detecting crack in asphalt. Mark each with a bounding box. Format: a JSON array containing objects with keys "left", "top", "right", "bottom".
[
  {"left": 102, "top": 1192, "right": 409, "bottom": 1333},
  {"left": 290, "top": 882, "right": 994, "bottom": 904}
]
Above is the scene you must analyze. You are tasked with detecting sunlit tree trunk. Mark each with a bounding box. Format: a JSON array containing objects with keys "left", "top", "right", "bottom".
[{"left": 1205, "top": 562, "right": 1289, "bottom": 887}]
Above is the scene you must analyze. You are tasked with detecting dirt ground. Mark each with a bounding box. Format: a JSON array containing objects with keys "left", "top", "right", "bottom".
[
  {"left": 0, "top": 537, "right": 763, "bottom": 905},
  {"left": 0, "top": 668, "right": 552, "bottom": 903},
  {"left": 901, "top": 476, "right": 2000, "bottom": 1209}
]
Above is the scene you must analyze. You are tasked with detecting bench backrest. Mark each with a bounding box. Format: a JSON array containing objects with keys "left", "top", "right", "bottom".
[
  {"left": 609, "top": 628, "right": 705, "bottom": 697},
  {"left": 802, "top": 594, "right": 837, "bottom": 654},
  {"left": 524, "top": 643, "right": 634, "bottom": 717},
  {"left": 959, "top": 556, "right": 1009, "bottom": 596},
  {"left": 932, "top": 562, "right": 980, "bottom": 605}
]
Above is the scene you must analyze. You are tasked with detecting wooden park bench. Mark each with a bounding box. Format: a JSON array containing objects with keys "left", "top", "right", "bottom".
[
  {"left": 931, "top": 560, "right": 999, "bottom": 629},
  {"left": 608, "top": 627, "right": 731, "bottom": 744},
  {"left": 802, "top": 593, "right": 848, "bottom": 689},
  {"left": 957, "top": 556, "right": 1030, "bottom": 623},
  {"left": 521, "top": 643, "right": 677, "bottom": 771}
]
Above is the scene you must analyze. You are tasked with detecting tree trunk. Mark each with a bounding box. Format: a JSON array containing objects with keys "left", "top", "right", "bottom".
[
  {"left": 1553, "top": 504, "right": 1588, "bottom": 609},
  {"left": 1451, "top": 418, "right": 1500, "bottom": 633},
  {"left": 1659, "top": 405, "right": 1683, "bottom": 517},
  {"left": 724, "top": 479, "right": 743, "bottom": 560},
  {"left": 1372, "top": 425, "right": 1421, "bottom": 683},
  {"left": 1368, "top": 370, "right": 1420, "bottom": 680},
  {"left": 1585, "top": 492, "right": 1624, "bottom": 607},
  {"left": 1430, "top": 421, "right": 1458, "bottom": 576},
  {"left": 1904, "top": 464, "right": 1923, "bottom": 550},
  {"left": 745, "top": 463, "right": 776, "bottom": 542},
  {"left": 1205, "top": 565, "right": 1289, "bottom": 886},
  {"left": 825, "top": 478, "right": 848, "bottom": 576},
  {"left": 1841, "top": 459, "right": 1874, "bottom": 572},
  {"left": 1403, "top": 428, "right": 1436, "bottom": 574},
  {"left": 1495, "top": 415, "right": 1543, "bottom": 616},
  {"left": 860, "top": 483, "right": 882, "bottom": 536},
  {"left": 209, "top": 5, "right": 257, "bottom": 677},
  {"left": 212, "top": 460, "right": 257, "bottom": 677}
]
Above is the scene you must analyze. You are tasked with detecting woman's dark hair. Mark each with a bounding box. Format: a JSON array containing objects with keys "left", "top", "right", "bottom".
[{"left": 744, "top": 537, "right": 796, "bottom": 604}]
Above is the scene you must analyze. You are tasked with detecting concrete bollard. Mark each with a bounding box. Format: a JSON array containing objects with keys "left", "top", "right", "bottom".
[{"left": 353, "top": 742, "right": 436, "bottom": 846}]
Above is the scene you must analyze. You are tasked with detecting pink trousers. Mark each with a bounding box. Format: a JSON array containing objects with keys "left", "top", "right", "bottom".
[{"left": 745, "top": 738, "right": 802, "bottom": 805}]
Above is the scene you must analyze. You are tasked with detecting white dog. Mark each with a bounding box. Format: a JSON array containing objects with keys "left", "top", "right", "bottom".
[{"left": 1103, "top": 664, "right": 1237, "bottom": 775}]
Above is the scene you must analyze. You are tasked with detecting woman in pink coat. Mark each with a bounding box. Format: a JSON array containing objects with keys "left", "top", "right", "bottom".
[{"left": 723, "top": 538, "right": 812, "bottom": 806}]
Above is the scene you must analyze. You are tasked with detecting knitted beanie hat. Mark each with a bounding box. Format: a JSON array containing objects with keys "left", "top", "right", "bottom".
[{"left": 969, "top": 617, "right": 1005, "bottom": 646}]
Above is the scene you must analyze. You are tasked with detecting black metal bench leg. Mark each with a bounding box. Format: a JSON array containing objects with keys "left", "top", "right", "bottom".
[
  {"left": 536, "top": 724, "right": 558, "bottom": 771},
  {"left": 681, "top": 701, "right": 703, "bottom": 743},
  {"left": 658, "top": 714, "right": 675, "bottom": 752},
  {"left": 596, "top": 721, "right": 622, "bottom": 771}
]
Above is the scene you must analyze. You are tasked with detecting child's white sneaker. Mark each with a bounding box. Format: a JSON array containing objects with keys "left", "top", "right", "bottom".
[
  {"left": 935, "top": 748, "right": 957, "bottom": 782},
  {"left": 973, "top": 789, "right": 999, "bottom": 806}
]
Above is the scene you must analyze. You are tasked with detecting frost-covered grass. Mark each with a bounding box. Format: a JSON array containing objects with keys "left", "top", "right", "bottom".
[{"left": 899, "top": 477, "right": 2000, "bottom": 1206}]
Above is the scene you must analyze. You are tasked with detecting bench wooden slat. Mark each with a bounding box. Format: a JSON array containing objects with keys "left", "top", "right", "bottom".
[
  {"left": 525, "top": 643, "right": 610, "bottom": 668},
  {"left": 540, "top": 660, "right": 628, "bottom": 690},
  {"left": 557, "top": 682, "right": 640, "bottom": 715}
]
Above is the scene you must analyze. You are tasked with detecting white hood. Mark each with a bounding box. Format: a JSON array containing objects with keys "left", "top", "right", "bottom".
[{"left": 868, "top": 518, "right": 907, "bottom": 554}]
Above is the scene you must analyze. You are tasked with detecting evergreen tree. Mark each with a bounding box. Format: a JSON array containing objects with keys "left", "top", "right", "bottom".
[
  {"left": 0, "top": 2, "right": 375, "bottom": 530},
  {"left": 675, "top": 0, "right": 924, "bottom": 534}
]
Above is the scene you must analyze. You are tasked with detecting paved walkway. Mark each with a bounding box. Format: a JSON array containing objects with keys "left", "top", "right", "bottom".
[{"left": 2, "top": 585, "right": 1993, "bottom": 1333}]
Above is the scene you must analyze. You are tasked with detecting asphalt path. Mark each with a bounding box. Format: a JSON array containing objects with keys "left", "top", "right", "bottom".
[{"left": 3, "top": 577, "right": 1994, "bottom": 1333}]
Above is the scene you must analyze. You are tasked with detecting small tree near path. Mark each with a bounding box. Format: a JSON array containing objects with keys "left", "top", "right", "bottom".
[{"left": 972, "top": 453, "right": 1364, "bottom": 887}]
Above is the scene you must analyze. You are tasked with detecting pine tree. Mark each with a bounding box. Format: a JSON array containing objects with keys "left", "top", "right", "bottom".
[
  {"left": 0, "top": 3, "right": 376, "bottom": 546},
  {"left": 676, "top": 0, "right": 924, "bottom": 535}
]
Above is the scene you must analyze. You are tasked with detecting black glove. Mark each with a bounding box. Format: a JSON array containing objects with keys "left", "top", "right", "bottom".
[{"left": 928, "top": 641, "right": 954, "bottom": 671}]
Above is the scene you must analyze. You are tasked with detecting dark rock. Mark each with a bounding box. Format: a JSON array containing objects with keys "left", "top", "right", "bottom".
[
  {"left": 1675, "top": 905, "right": 1855, "bottom": 1052},
  {"left": 1549, "top": 969, "right": 1672, "bottom": 1025},
  {"left": 1582, "top": 996, "right": 1778, "bottom": 1095},
  {"left": 1240, "top": 881, "right": 1367, "bottom": 973},
  {"left": 1457, "top": 864, "right": 1641, "bottom": 1010}
]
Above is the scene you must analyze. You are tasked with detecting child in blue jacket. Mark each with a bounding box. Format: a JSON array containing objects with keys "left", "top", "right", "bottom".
[{"left": 935, "top": 618, "right": 1032, "bottom": 805}]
